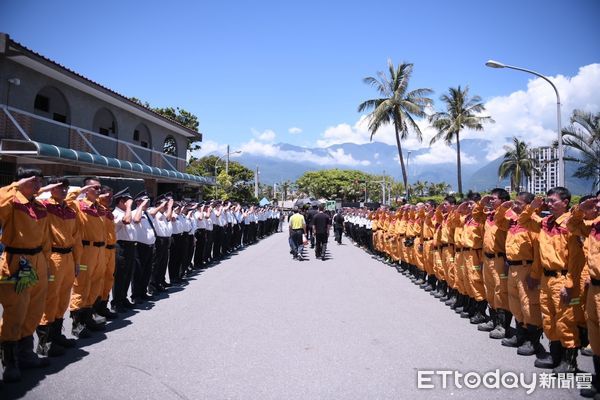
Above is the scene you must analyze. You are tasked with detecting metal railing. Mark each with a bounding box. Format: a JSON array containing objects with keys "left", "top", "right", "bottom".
[{"left": 0, "top": 104, "right": 187, "bottom": 172}]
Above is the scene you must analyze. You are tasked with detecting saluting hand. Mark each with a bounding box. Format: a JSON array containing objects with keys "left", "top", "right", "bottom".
[
  {"left": 530, "top": 196, "right": 544, "bottom": 210},
  {"left": 500, "top": 200, "right": 513, "bottom": 209},
  {"left": 38, "top": 182, "right": 66, "bottom": 193}
]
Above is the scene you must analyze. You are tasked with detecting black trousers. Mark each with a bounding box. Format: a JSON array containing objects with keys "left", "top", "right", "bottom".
[
  {"left": 334, "top": 225, "right": 343, "bottom": 244},
  {"left": 168, "top": 233, "right": 185, "bottom": 282},
  {"left": 112, "top": 241, "right": 136, "bottom": 306},
  {"left": 203, "top": 230, "right": 213, "bottom": 263},
  {"left": 193, "top": 229, "right": 206, "bottom": 268},
  {"left": 132, "top": 242, "right": 154, "bottom": 299},
  {"left": 212, "top": 225, "right": 223, "bottom": 260},
  {"left": 181, "top": 233, "right": 194, "bottom": 272},
  {"left": 151, "top": 236, "right": 171, "bottom": 288},
  {"left": 315, "top": 232, "right": 328, "bottom": 257}
]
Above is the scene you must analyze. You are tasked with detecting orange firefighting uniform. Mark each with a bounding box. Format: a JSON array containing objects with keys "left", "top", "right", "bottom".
[
  {"left": 473, "top": 203, "right": 509, "bottom": 310},
  {"left": 0, "top": 183, "right": 51, "bottom": 341},
  {"left": 438, "top": 208, "right": 456, "bottom": 289},
  {"left": 448, "top": 211, "right": 467, "bottom": 295},
  {"left": 519, "top": 206, "right": 583, "bottom": 349},
  {"left": 495, "top": 205, "right": 542, "bottom": 327},
  {"left": 461, "top": 214, "right": 486, "bottom": 301},
  {"left": 67, "top": 191, "right": 107, "bottom": 311},
  {"left": 421, "top": 210, "right": 436, "bottom": 277},
  {"left": 101, "top": 205, "right": 116, "bottom": 302},
  {"left": 39, "top": 197, "right": 82, "bottom": 325},
  {"left": 568, "top": 211, "right": 600, "bottom": 355}
]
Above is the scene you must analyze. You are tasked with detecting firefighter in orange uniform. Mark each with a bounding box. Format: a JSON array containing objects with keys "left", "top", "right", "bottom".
[
  {"left": 473, "top": 188, "right": 512, "bottom": 339},
  {"left": 519, "top": 187, "right": 584, "bottom": 373},
  {"left": 67, "top": 177, "right": 107, "bottom": 337},
  {"left": 494, "top": 192, "right": 544, "bottom": 356},
  {"left": 95, "top": 185, "right": 118, "bottom": 319},
  {"left": 420, "top": 201, "right": 438, "bottom": 292},
  {"left": 0, "top": 170, "right": 51, "bottom": 382},
  {"left": 36, "top": 177, "right": 82, "bottom": 358},
  {"left": 567, "top": 194, "right": 600, "bottom": 398}
]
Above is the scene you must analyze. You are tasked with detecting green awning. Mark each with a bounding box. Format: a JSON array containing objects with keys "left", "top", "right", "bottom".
[{"left": 0, "top": 139, "right": 214, "bottom": 186}]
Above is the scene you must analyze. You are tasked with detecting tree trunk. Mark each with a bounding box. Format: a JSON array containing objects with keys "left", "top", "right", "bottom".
[
  {"left": 394, "top": 121, "right": 408, "bottom": 195},
  {"left": 456, "top": 130, "right": 463, "bottom": 196}
]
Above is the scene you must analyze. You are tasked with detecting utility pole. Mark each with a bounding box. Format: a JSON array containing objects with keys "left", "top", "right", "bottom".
[
  {"left": 226, "top": 144, "right": 230, "bottom": 175},
  {"left": 254, "top": 165, "right": 259, "bottom": 199}
]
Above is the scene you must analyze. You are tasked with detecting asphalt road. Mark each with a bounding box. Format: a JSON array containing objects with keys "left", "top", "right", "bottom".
[{"left": 1, "top": 226, "right": 594, "bottom": 399}]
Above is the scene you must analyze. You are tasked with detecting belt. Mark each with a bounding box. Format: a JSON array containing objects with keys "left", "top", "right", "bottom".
[
  {"left": 105, "top": 244, "right": 116, "bottom": 250},
  {"left": 507, "top": 260, "right": 533, "bottom": 266},
  {"left": 82, "top": 240, "right": 106, "bottom": 247},
  {"left": 117, "top": 240, "right": 136, "bottom": 246},
  {"left": 137, "top": 242, "right": 154, "bottom": 247},
  {"left": 4, "top": 246, "right": 43, "bottom": 255},
  {"left": 440, "top": 243, "right": 449, "bottom": 249},
  {"left": 51, "top": 246, "right": 72, "bottom": 254},
  {"left": 591, "top": 278, "right": 600, "bottom": 286},
  {"left": 455, "top": 247, "right": 465, "bottom": 252},
  {"left": 543, "top": 269, "right": 567, "bottom": 277},
  {"left": 484, "top": 252, "right": 506, "bottom": 259}
]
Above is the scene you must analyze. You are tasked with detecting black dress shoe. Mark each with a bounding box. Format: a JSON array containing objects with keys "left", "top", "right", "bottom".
[
  {"left": 122, "top": 299, "right": 136, "bottom": 309},
  {"left": 141, "top": 293, "right": 155, "bottom": 301}
]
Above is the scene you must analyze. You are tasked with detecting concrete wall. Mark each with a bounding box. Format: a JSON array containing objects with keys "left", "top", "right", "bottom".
[{"left": 0, "top": 58, "right": 191, "bottom": 170}]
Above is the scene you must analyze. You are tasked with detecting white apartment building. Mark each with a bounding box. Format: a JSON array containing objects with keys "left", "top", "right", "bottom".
[{"left": 527, "top": 146, "right": 559, "bottom": 194}]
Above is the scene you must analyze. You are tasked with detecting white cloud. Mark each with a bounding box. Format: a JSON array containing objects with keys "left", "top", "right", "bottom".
[
  {"left": 252, "top": 128, "right": 276, "bottom": 142},
  {"left": 462, "top": 63, "right": 600, "bottom": 160},
  {"left": 413, "top": 141, "right": 477, "bottom": 165},
  {"left": 188, "top": 140, "right": 229, "bottom": 159},
  {"left": 238, "top": 139, "right": 370, "bottom": 166},
  {"left": 288, "top": 127, "right": 302, "bottom": 134},
  {"left": 316, "top": 63, "right": 600, "bottom": 162}
]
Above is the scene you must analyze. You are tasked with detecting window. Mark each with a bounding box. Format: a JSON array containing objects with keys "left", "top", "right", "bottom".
[
  {"left": 99, "top": 128, "right": 109, "bottom": 136},
  {"left": 133, "top": 130, "right": 140, "bottom": 141},
  {"left": 163, "top": 136, "right": 177, "bottom": 156},
  {"left": 34, "top": 95, "right": 50, "bottom": 112},
  {"left": 53, "top": 113, "right": 67, "bottom": 123}
]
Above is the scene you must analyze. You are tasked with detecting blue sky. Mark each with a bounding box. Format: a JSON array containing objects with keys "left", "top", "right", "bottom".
[{"left": 2, "top": 0, "right": 599, "bottom": 166}]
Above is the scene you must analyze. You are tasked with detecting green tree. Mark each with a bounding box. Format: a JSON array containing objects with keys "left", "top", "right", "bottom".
[
  {"left": 130, "top": 97, "right": 201, "bottom": 154},
  {"left": 498, "top": 137, "right": 538, "bottom": 192},
  {"left": 429, "top": 86, "right": 493, "bottom": 195},
  {"left": 358, "top": 60, "right": 433, "bottom": 190},
  {"left": 561, "top": 109, "right": 600, "bottom": 191},
  {"left": 187, "top": 155, "right": 255, "bottom": 202}
]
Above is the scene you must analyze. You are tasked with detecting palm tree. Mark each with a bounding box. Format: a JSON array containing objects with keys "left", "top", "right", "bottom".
[
  {"left": 358, "top": 60, "right": 433, "bottom": 190},
  {"left": 429, "top": 86, "right": 493, "bottom": 195},
  {"left": 561, "top": 110, "right": 600, "bottom": 191},
  {"left": 498, "top": 137, "right": 538, "bottom": 192}
]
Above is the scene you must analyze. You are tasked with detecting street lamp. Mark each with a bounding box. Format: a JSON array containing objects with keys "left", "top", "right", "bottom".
[
  {"left": 485, "top": 59, "right": 564, "bottom": 187},
  {"left": 213, "top": 147, "right": 242, "bottom": 197}
]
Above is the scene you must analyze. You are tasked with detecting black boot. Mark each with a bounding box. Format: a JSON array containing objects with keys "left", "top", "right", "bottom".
[
  {"left": 502, "top": 322, "right": 525, "bottom": 347},
  {"left": 490, "top": 309, "right": 508, "bottom": 339},
  {"left": 439, "top": 284, "right": 451, "bottom": 302},
  {"left": 83, "top": 308, "right": 106, "bottom": 331},
  {"left": 518, "top": 325, "right": 544, "bottom": 356},
  {"left": 445, "top": 289, "right": 457, "bottom": 307},
  {"left": 94, "top": 299, "right": 118, "bottom": 320},
  {"left": 470, "top": 300, "right": 488, "bottom": 324},
  {"left": 580, "top": 355, "right": 600, "bottom": 398},
  {"left": 453, "top": 294, "right": 465, "bottom": 313},
  {"left": 535, "top": 340, "right": 562, "bottom": 369},
  {"left": 71, "top": 310, "right": 92, "bottom": 338},
  {"left": 51, "top": 318, "right": 77, "bottom": 348},
  {"left": 424, "top": 275, "right": 436, "bottom": 292},
  {"left": 478, "top": 307, "right": 496, "bottom": 332},
  {"left": 17, "top": 335, "right": 50, "bottom": 369},
  {"left": 433, "top": 281, "right": 446, "bottom": 298},
  {"left": 419, "top": 273, "right": 430, "bottom": 289},
  {"left": 1, "top": 341, "right": 21, "bottom": 382},
  {"left": 553, "top": 346, "right": 578, "bottom": 374},
  {"left": 36, "top": 325, "right": 65, "bottom": 357},
  {"left": 460, "top": 297, "right": 473, "bottom": 318},
  {"left": 415, "top": 270, "right": 426, "bottom": 285}
]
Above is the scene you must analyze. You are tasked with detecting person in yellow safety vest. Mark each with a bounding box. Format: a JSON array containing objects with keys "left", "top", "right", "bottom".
[
  {"left": 494, "top": 192, "right": 544, "bottom": 356},
  {"left": 519, "top": 186, "right": 584, "bottom": 373},
  {"left": 472, "top": 188, "right": 512, "bottom": 340},
  {"left": 0, "top": 169, "right": 51, "bottom": 382},
  {"left": 567, "top": 192, "right": 600, "bottom": 399},
  {"left": 36, "top": 177, "right": 82, "bottom": 358}
]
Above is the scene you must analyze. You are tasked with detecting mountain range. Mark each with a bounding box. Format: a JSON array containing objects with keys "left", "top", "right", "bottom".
[{"left": 234, "top": 139, "right": 595, "bottom": 195}]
